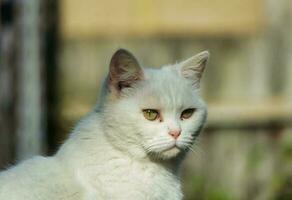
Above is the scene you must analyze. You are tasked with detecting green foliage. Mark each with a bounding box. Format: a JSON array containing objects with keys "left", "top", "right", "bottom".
[{"left": 184, "top": 175, "right": 233, "bottom": 200}]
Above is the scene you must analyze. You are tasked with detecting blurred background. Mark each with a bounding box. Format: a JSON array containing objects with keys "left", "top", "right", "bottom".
[{"left": 1, "top": 0, "right": 292, "bottom": 199}]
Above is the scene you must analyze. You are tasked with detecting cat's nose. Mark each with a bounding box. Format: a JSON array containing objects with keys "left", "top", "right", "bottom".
[{"left": 168, "top": 130, "right": 181, "bottom": 139}]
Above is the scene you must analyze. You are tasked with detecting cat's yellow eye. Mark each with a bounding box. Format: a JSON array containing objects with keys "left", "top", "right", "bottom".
[
  {"left": 181, "top": 108, "right": 196, "bottom": 120},
  {"left": 143, "top": 109, "right": 159, "bottom": 121}
]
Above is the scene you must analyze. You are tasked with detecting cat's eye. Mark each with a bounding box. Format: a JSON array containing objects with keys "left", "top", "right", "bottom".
[
  {"left": 143, "top": 109, "right": 159, "bottom": 121},
  {"left": 181, "top": 108, "right": 196, "bottom": 120}
]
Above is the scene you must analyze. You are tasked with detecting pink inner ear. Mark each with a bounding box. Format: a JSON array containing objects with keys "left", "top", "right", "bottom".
[
  {"left": 108, "top": 49, "right": 144, "bottom": 93},
  {"left": 179, "top": 52, "right": 209, "bottom": 89},
  {"left": 109, "top": 69, "right": 143, "bottom": 91},
  {"left": 182, "top": 67, "right": 197, "bottom": 78},
  {"left": 179, "top": 51, "right": 209, "bottom": 80},
  {"left": 117, "top": 80, "right": 132, "bottom": 90}
]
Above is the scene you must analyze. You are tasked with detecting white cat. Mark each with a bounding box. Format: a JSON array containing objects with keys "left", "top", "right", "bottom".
[{"left": 0, "top": 49, "right": 209, "bottom": 200}]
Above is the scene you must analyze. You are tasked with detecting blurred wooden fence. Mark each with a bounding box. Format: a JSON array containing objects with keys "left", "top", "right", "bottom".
[
  {"left": 60, "top": 0, "right": 264, "bottom": 38},
  {"left": 0, "top": 0, "right": 49, "bottom": 166},
  {"left": 0, "top": 0, "right": 16, "bottom": 167}
]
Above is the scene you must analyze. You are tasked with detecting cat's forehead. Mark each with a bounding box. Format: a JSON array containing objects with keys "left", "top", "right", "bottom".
[
  {"left": 136, "top": 66, "right": 201, "bottom": 109},
  {"left": 144, "top": 66, "right": 185, "bottom": 90}
]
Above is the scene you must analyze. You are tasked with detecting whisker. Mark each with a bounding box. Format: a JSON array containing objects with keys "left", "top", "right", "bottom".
[
  {"left": 193, "top": 141, "right": 205, "bottom": 155},
  {"left": 145, "top": 139, "right": 172, "bottom": 149},
  {"left": 187, "top": 146, "right": 200, "bottom": 157},
  {"left": 145, "top": 141, "right": 174, "bottom": 153},
  {"left": 147, "top": 137, "right": 171, "bottom": 144},
  {"left": 146, "top": 141, "right": 167, "bottom": 150},
  {"left": 178, "top": 139, "right": 194, "bottom": 144}
]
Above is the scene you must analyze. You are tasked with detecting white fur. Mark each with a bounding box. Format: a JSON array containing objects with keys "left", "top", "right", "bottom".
[{"left": 0, "top": 50, "right": 208, "bottom": 200}]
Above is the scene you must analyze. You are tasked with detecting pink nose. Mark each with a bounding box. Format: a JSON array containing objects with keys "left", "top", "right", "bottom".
[{"left": 168, "top": 130, "right": 181, "bottom": 139}]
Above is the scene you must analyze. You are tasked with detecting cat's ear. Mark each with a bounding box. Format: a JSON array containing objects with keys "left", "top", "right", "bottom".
[
  {"left": 178, "top": 51, "right": 209, "bottom": 88},
  {"left": 108, "top": 49, "right": 144, "bottom": 93}
]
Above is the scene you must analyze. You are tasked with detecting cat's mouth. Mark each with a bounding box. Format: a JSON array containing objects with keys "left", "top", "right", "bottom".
[
  {"left": 161, "top": 140, "right": 193, "bottom": 154},
  {"left": 167, "top": 142, "right": 181, "bottom": 150},
  {"left": 160, "top": 143, "right": 176, "bottom": 151},
  {"left": 155, "top": 141, "right": 183, "bottom": 157},
  {"left": 145, "top": 139, "right": 188, "bottom": 159}
]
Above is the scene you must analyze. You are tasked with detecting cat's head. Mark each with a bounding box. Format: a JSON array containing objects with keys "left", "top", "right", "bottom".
[{"left": 101, "top": 49, "right": 209, "bottom": 160}]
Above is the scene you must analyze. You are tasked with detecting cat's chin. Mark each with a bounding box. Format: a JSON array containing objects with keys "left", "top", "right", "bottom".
[
  {"left": 160, "top": 147, "right": 181, "bottom": 159},
  {"left": 149, "top": 146, "right": 182, "bottom": 160}
]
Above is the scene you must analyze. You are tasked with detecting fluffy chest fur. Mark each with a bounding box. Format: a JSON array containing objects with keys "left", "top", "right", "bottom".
[
  {"left": 77, "top": 156, "right": 182, "bottom": 200},
  {"left": 57, "top": 115, "right": 183, "bottom": 200}
]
